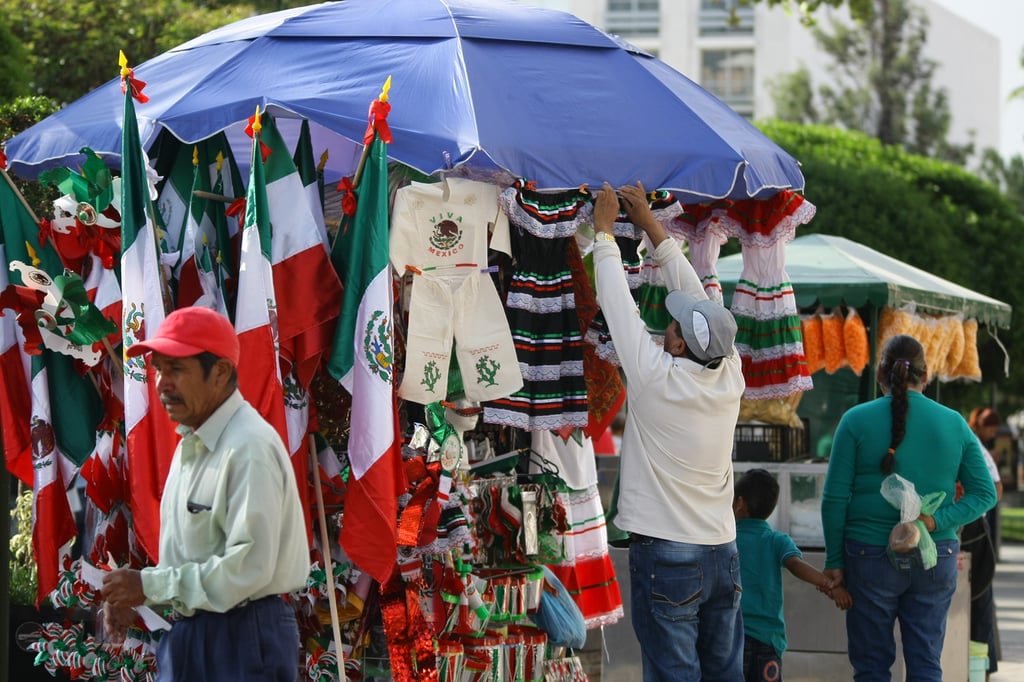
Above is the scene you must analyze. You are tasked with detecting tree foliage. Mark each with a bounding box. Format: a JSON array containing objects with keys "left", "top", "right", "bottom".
[
  {"left": 760, "top": 120, "right": 1024, "bottom": 411},
  {"left": 0, "top": 20, "right": 29, "bottom": 100},
  {"left": 768, "top": 0, "right": 972, "bottom": 165},
  {"left": 0, "top": 0, "right": 310, "bottom": 106},
  {"left": 0, "top": 96, "right": 61, "bottom": 216}
]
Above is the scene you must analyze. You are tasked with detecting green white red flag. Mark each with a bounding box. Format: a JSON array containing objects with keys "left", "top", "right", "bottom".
[
  {"left": 328, "top": 83, "right": 404, "bottom": 584},
  {"left": 234, "top": 109, "right": 288, "bottom": 444},
  {"left": 0, "top": 177, "right": 35, "bottom": 484},
  {"left": 260, "top": 115, "right": 343, "bottom": 389},
  {"left": 119, "top": 53, "right": 180, "bottom": 562}
]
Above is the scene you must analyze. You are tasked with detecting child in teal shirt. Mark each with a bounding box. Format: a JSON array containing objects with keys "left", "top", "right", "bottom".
[{"left": 735, "top": 468, "right": 852, "bottom": 682}]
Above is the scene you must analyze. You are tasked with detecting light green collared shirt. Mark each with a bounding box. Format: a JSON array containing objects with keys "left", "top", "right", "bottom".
[{"left": 140, "top": 390, "right": 309, "bottom": 616}]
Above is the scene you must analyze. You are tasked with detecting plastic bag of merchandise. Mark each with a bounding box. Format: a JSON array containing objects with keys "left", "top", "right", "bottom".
[
  {"left": 880, "top": 473, "right": 945, "bottom": 569},
  {"left": 531, "top": 566, "right": 586, "bottom": 649}
]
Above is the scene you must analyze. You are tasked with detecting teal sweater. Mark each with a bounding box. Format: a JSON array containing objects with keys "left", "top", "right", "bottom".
[{"left": 822, "top": 391, "right": 996, "bottom": 569}]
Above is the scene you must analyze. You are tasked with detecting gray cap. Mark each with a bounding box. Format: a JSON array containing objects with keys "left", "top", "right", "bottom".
[{"left": 664, "top": 291, "right": 737, "bottom": 363}]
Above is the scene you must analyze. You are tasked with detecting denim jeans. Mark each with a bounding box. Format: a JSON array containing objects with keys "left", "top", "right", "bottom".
[
  {"left": 743, "top": 635, "right": 781, "bottom": 682},
  {"left": 629, "top": 535, "right": 744, "bottom": 682},
  {"left": 843, "top": 538, "right": 959, "bottom": 681}
]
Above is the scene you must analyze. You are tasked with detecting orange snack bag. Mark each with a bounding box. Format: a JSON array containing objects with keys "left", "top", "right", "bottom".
[
  {"left": 801, "top": 314, "right": 825, "bottom": 375},
  {"left": 843, "top": 308, "right": 869, "bottom": 376},
  {"left": 822, "top": 310, "right": 846, "bottom": 374},
  {"left": 941, "top": 316, "right": 965, "bottom": 381},
  {"left": 952, "top": 318, "right": 982, "bottom": 381}
]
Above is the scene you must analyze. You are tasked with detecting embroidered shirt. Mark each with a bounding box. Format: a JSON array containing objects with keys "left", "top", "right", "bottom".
[{"left": 390, "top": 178, "right": 511, "bottom": 273}]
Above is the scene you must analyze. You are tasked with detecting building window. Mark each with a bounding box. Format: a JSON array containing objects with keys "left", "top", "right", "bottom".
[
  {"left": 701, "top": 48, "right": 755, "bottom": 117},
  {"left": 606, "top": 0, "right": 660, "bottom": 36},
  {"left": 699, "top": 0, "right": 754, "bottom": 36}
]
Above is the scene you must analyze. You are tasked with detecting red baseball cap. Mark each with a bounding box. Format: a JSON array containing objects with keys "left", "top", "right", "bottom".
[{"left": 125, "top": 306, "right": 239, "bottom": 366}]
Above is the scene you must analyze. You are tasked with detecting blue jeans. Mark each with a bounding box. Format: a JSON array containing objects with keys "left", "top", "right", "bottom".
[
  {"left": 843, "top": 538, "right": 959, "bottom": 681},
  {"left": 629, "top": 535, "right": 744, "bottom": 682},
  {"left": 743, "top": 635, "right": 781, "bottom": 682}
]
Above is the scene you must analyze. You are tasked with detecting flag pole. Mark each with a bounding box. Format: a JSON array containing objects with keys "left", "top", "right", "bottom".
[
  {"left": 309, "top": 435, "right": 348, "bottom": 682},
  {"left": 0, "top": 167, "right": 41, "bottom": 224},
  {"left": 192, "top": 189, "right": 235, "bottom": 204}
]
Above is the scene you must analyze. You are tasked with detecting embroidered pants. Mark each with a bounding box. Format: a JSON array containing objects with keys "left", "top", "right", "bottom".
[{"left": 400, "top": 270, "right": 522, "bottom": 405}]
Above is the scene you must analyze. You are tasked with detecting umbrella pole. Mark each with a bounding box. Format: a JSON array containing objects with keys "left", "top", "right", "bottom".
[{"left": 309, "top": 435, "right": 349, "bottom": 682}]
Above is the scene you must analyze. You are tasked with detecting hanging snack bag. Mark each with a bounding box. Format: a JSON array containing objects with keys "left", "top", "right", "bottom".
[
  {"left": 801, "top": 313, "right": 825, "bottom": 375},
  {"left": 842, "top": 308, "right": 869, "bottom": 375},
  {"left": 952, "top": 318, "right": 982, "bottom": 381},
  {"left": 821, "top": 309, "right": 846, "bottom": 374}
]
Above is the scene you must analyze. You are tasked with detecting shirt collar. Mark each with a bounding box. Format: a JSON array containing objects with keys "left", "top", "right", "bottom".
[
  {"left": 175, "top": 389, "right": 244, "bottom": 453},
  {"left": 736, "top": 517, "right": 771, "bottom": 530}
]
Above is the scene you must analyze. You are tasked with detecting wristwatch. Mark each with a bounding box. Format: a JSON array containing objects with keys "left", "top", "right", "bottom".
[{"left": 594, "top": 232, "right": 616, "bottom": 242}]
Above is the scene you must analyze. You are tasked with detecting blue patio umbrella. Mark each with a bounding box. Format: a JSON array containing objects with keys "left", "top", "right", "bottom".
[{"left": 3, "top": 0, "right": 803, "bottom": 202}]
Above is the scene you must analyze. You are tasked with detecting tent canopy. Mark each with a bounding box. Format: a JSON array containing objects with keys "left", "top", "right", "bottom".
[{"left": 718, "top": 233, "right": 1012, "bottom": 329}]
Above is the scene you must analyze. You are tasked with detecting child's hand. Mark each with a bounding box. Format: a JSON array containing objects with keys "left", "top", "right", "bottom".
[{"left": 828, "top": 585, "right": 853, "bottom": 610}]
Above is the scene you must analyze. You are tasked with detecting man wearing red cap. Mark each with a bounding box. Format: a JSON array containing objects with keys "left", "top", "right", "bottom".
[{"left": 100, "top": 306, "right": 309, "bottom": 681}]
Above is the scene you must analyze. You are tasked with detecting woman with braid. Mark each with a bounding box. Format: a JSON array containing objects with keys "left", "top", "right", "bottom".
[{"left": 821, "top": 334, "right": 996, "bottom": 680}]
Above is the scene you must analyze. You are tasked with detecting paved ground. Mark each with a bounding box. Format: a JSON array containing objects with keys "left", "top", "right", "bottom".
[
  {"left": 594, "top": 539, "right": 1024, "bottom": 681},
  {"left": 991, "top": 541, "right": 1024, "bottom": 680}
]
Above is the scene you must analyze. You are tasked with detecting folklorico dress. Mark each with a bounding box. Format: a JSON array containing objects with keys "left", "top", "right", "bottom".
[
  {"left": 390, "top": 177, "right": 523, "bottom": 405},
  {"left": 483, "top": 181, "right": 592, "bottom": 432},
  {"left": 585, "top": 191, "right": 683, "bottom": 364},
  {"left": 530, "top": 429, "right": 624, "bottom": 629},
  {"left": 725, "top": 190, "right": 817, "bottom": 399}
]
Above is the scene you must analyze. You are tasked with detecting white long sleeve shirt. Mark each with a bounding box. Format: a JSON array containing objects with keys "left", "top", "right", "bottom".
[{"left": 594, "top": 237, "right": 745, "bottom": 545}]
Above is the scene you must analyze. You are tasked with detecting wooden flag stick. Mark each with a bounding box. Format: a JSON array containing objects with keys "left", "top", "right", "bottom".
[
  {"left": 192, "top": 189, "right": 235, "bottom": 204},
  {"left": 102, "top": 338, "right": 123, "bottom": 376},
  {"left": 309, "top": 435, "right": 348, "bottom": 682}
]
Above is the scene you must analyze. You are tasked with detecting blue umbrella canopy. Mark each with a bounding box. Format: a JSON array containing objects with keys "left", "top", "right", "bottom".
[{"left": 4, "top": 0, "right": 803, "bottom": 202}]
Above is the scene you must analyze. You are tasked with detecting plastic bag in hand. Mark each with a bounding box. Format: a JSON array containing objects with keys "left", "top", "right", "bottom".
[{"left": 880, "top": 473, "right": 946, "bottom": 569}]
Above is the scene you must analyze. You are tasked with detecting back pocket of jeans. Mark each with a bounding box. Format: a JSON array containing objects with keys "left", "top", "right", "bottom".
[{"left": 650, "top": 560, "right": 702, "bottom": 621}]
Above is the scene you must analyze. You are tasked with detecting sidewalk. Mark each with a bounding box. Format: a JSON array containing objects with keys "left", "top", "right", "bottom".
[{"left": 992, "top": 541, "right": 1024, "bottom": 679}]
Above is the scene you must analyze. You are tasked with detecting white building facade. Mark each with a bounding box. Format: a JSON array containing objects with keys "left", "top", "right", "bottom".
[{"left": 525, "top": 0, "right": 1001, "bottom": 155}]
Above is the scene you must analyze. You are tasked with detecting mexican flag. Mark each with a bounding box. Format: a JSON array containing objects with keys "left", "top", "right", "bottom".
[
  {"left": 260, "top": 115, "right": 342, "bottom": 389},
  {"left": 119, "top": 61, "right": 180, "bottom": 562},
  {"left": 0, "top": 178, "right": 34, "bottom": 484},
  {"left": 152, "top": 132, "right": 239, "bottom": 310},
  {"left": 234, "top": 111, "right": 288, "bottom": 445},
  {"left": 28, "top": 352, "right": 78, "bottom": 606},
  {"left": 292, "top": 119, "right": 328, "bottom": 247},
  {"left": 328, "top": 124, "right": 404, "bottom": 585}
]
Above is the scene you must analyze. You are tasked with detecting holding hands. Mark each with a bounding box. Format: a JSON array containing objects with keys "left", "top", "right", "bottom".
[{"left": 820, "top": 568, "right": 853, "bottom": 610}]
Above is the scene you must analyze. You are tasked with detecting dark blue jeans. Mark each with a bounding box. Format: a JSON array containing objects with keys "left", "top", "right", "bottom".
[
  {"left": 156, "top": 596, "right": 299, "bottom": 682},
  {"left": 743, "top": 635, "right": 781, "bottom": 682},
  {"left": 843, "top": 538, "right": 959, "bottom": 681},
  {"left": 629, "top": 535, "right": 744, "bottom": 682}
]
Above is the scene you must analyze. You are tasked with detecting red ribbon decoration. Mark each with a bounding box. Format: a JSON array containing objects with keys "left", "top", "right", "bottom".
[
  {"left": 243, "top": 113, "right": 273, "bottom": 163},
  {"left": 336, "top": 176, "right": 357, "bottom": 217},
  {"left": 397, "top": 458, "right": 443, "bottom": 547},
  {"left": 364, "top": 98, "right": 393, "bottom": 145},
  {"left": 225, "top": 197, "right": 247, "bottom": 221},
  {"left": 0, "top": 146, "right": 7, "bottom": 170},
  {"left": 120, "top": 68, "right": 149, "bottom": 104}
]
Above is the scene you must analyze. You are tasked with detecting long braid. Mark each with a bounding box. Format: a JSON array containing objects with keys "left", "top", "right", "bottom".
[{"left": 877, "top": 335, "right": 927, "bottom": 474}]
